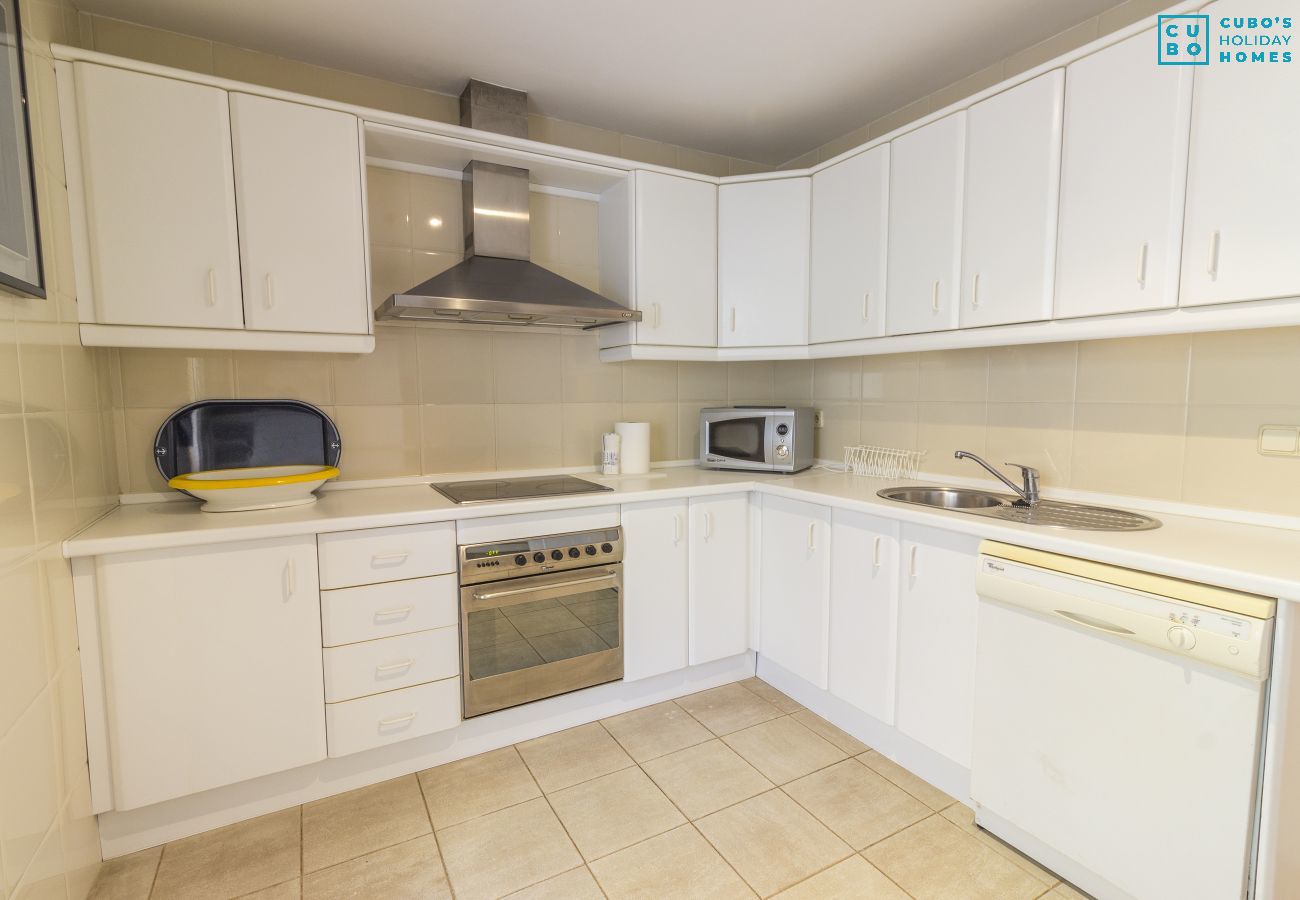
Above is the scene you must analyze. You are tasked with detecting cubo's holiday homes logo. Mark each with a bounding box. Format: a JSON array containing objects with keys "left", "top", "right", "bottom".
[
  {"left": 1158, "top": 14, "right": 1210, "bottom": 64},
  {"left": 1158, "top": 12, "right": 1294, "bottom": 65}
]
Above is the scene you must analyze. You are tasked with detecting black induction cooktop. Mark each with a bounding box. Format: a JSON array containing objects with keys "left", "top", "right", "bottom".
[{"left": 431, "top": 475, "right": 614, "bottom": 504}]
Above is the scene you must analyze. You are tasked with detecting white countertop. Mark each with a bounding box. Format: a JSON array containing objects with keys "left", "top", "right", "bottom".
[{"left": 64, "top": 467, "right": 1300, "bottom": 601}]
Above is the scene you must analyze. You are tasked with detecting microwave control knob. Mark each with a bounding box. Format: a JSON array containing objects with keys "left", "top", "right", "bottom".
[
  {"left": 533, "top": 552, "right": 545, "bottom": 564},
  {"left": 1167, "top": 625, "right": 1197, "bottom": 651},
  {"left": 568, "top": 547, "right": 581, "bottom": 559},
  {"left": 514, "top": 554, "right": 527, "bottom": 566},
  {"left": 776, "top": 423, "right": 789, "bottom": 436},
  {"left": 551, "top": 550, "right": 564, "bottom": 561},
  {"left": 776, "top": 445, "right": 790, "bottom": 459}
]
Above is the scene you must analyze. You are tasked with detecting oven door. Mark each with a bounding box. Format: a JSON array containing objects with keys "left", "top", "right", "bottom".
[
  {"left": 461, "top": 565, "right": 623, "bottom": 718},
  {"left": 701, "top": 412, "right": 773, "bottom": 470}
]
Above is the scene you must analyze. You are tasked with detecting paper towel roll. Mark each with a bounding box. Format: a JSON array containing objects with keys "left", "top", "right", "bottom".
[{"left": 614, "top": 422, "right": 651, "bottom": 474}]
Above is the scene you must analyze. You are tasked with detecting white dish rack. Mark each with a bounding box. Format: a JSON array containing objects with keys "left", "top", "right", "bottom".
[{"left": 843, "top": 445, "right": 926, "bottom": 479}]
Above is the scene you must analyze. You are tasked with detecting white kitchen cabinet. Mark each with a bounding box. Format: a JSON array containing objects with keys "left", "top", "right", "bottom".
[
  {"left": 72, "top": 62, "right": 243, "bottom": 330},
  {"left": 895, "top": 524, "right": 981, "bottom": 767},
  {"left": 758, "top": 495, "right": 831, "bottom": 688},
  {"left": 718, "top": 178, "right": 811, "bottom": 347},
  {"left": 230, "top": 93, "right": 370, "bottom": 335},
  {"left": 828, "top": 509, "right": 900, "bottom": 724},
  {"left": 621, "top": 499, "right": 689, "bottom": 681},
  {"left": 689, "top": 493, "right": 749, "bottom": 664},
  {"left": 810, "top": 146, "right": 890, "bottom": 344},
  {"left": 1055, "top": 31, "right": 1192, "bottom": 319},
  {"left": 959, "top": 71, "right": 1064, "bottom": 329},
  {"left": 95, "top": 536, "right": 325, "bottom": 810},
  {"left": 885, "top": 113, "right": 965, "bottom": 336},
  {"left": 632, "top": 171, "right": 718, "bottom": 346},
  {"left": 1180, "top": 0, "right": 1300, "bottom": 307}
]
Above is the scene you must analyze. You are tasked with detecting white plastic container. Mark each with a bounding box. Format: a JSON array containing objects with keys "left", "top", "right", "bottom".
[{"left": 601, "top": 432, "right": 621, "bottom": 475}]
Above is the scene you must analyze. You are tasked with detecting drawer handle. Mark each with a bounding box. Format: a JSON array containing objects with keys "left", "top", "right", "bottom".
[
  {"left": 378, "top": 712, "right": 417, "bottom": 728},
  {"left": 374, "top": 605, "right": 415, "bottom": 621},
  {"left": 375, "top": 658, "right": 415, "bottom": 675},
  {"left": 371, "top": 551, "right": 410, "bottom": 566}
]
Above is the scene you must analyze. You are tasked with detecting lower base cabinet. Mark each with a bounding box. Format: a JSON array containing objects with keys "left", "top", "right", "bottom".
[
  {"left": 895, "top": 524, "right": 982, "bottom": 767},
  {"left": 621, "top": 499, "right": 690, "bottom": 681},
  {"left": 95, "top": 536, "right": 326, "bottom": 810},
  {"left": 828, "top": 509, "right": 900, "bottom": 724},
  {"left": 759, "top": 495, "right": 832, "bottom": 688},
  {"left": 689, "top": 493, "right": 750, "bottom": 664}
]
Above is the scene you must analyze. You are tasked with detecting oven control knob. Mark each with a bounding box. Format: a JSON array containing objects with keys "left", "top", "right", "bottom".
[
  {"left": 514, "top": 554, "right": 527, "bottom": 566},
  {"left": 551, "top": 550, "right": 564, "bottom": 561},
  {"left": 585, "top": 545, "right": 597, "bottom": 556},
  {"left": 533, "top": 552, "right": 545, "bottom": 564},
  {"left": 568, "top": 547, "right": 581, "bottom": 559},
  {"left": 601, "top": 543, "right": 614, "bottom": 554},
  {"left": 1167, "top": 625, "right": 1197, "bottom": 650}
]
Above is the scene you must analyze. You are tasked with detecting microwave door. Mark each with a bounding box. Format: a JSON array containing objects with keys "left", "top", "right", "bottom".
[{"left": 705, "top": 415, "right": 771, "bottom": 469}]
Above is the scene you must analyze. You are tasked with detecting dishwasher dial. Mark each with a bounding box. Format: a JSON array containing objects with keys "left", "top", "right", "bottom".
[{"left": 1167, "top": 625, "right": 1197, "bottom": 650}]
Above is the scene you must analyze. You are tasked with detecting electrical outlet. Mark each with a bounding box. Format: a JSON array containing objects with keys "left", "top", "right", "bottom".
[
  {"left": 814, "top": 409, "right": 825, "bottom": 428},
  {"left": 1259, "top": 425, "right": 1300, "bottom": 456}
]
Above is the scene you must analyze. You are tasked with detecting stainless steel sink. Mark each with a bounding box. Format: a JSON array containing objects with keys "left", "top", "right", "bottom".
[{"left": 877, "top": 486, "right": 1160, "bottom": 532}]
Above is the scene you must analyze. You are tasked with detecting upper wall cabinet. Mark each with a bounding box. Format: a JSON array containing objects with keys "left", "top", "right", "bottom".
[
  {"left": 61, "top": 62, "right": 374, "bottom": 352},
  {"left": 959, "top": 71, "right": 1064, "bottom": 329},
  {"left": 885, "top": 113, "right": 965, "bottom": 336},
  {"left": 719, "top": 178, "right": 811, "bottom": 347},
  {"left": 1055, "top": 32, "right": 1191, "bottom": 319},
  {"left": 634, "top": 171, "right": 718, "bottom": 346},
  {"left": 810, "top": 146, "right": 889, "bottom": 344},
  {"left": 1180, "top": 0, "right": 1300, "bottom": 307}
]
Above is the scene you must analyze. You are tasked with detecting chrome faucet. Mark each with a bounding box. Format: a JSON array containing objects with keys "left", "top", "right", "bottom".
[{"left": 954, "top": 451, "right": 1041, "bottom": 507}]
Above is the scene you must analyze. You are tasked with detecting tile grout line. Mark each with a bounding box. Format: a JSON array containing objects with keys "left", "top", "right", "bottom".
[{"left": 413, "top": 770, "right": 457, "bottom": 900}]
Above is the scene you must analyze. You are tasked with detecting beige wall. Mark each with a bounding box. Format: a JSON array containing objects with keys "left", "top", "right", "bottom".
[
  {"left": 73, "top": 14, "right": 767, "bottom": 178},
  {"left": 0, "top": 3, "right": 111, "bottom": 898}
]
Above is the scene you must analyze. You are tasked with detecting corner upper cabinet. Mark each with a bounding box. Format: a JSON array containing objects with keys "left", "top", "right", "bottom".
[
  {"left": 1180, "top": 0, "right": 1300, "bottom": 307},
  {"left": 885, "top": 113, "right": 965, "bottom": 336},
  {"left": 959, "top": 71, "right": 1064, "bottom": 328},
  {"left": 810, "top": 145, "right": 889, "bottom": 344},
  {"left": 718, "top": 177, "right": 811, "bottom": 347}
]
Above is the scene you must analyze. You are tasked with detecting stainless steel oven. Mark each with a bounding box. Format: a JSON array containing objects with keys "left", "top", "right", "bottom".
[{"left": 459, "top": 527, "right": 623, "bottom": 718}]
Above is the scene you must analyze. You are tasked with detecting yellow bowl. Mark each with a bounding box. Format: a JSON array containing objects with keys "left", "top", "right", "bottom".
[{"left": 168, "top": 465, "right": 340, "bottom": 512}]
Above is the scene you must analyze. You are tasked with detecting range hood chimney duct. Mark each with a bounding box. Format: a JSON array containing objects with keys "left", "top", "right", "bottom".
[{"left": 374, "top": 80, "right": 641, "bottom": 329}]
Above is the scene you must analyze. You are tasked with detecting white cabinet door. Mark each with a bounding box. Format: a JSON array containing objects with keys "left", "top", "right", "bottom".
[
  {"left": 230, "top": 93, "right": 369, "bottom": 335},
  {"left": 758, "top": 495, "right": 831, "bottom": 688},
  {"left": 73, "top": 63, "right": 242, "bottom": 329},
  {"left": 1181, "top": 0, "right": 1300, "bottom": 306},
  {"left": 959, "top": 71, "right": 1064, "bottom": 329},
  {"left": 828, "top": 509, "right": 900, "bottom": 724},
  {"left": 719, "top": 178, "right": 811, "bottom": 346},
  {"left": 634, "top": 171, "right": 717, "bottom": 347},
  {"left": 689, "top": 493, "right": 749, "bottom": 664},
  {"left": 621, "top": 499, "right": 688, "bottom": 681},
  {"left": 96, "top": 536, "right": 325, "bottom": 810},
  {"left": 885, "top": 113, "right": 965, "bottom": 336},
  {"left": 1055, "top": 31, "right": 1192, "bottom": 319},
  {"left": 896, "top": 524, "right": 981, "bottom": 767},
  {"left": 810, "top": 146, "right": 890, "bottom": 343}
]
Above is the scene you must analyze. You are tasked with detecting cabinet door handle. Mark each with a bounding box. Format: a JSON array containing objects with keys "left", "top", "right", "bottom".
[
  {"left": 703, "top": 511, "right": 713, "bottom": 540},
  {"left": 807, "top": 522, "right": 816, "bottom": 552},
  {"left": 908, "top": 545, "right": 918, "bottom": 579},
  {"left": 862, "top": 292, "right": 871, "bottom": 321},
  {"left": 375, "top": 658, "right": 415, "bottom": 675},
  {"left": 206, "top": 269, "right": 217, "bottom": 307},
  {"left": 374, "top": 605, "right": 415, "bottom": 621},
  {"left": 284, "top": 559, "right": 296, "bottom": 598},
  {"left": 1136, "top": 242, "right": 1149, "bottom": 289},
  {"left": 729, "top": 308, "right": 737, "bottom": 332},
  {"left": 971, "top": 273, "right": 981, "bottom": 310},
  {"left": 673, "top": 513, "right": 682, "bottom": 544},
  {"left": 652, "top": 302, "right": 662, "bottom": 328},
  {"left": 931, "top": 281, "right": 940, "bottom": 313},
  {"left": 378, "top": 712, "right": 417, "bottom": 728},
  {"left": 1208, "top": 230, "right": 1221, "bottom": 281},
  {"left": 371, "top": 551, "right": 410, "bottom": 566},
  {"left": 872, "top": 536, "right": 882, "bottom": 570},
  {"left": 265, "top": 274, "right": 275, "bottom": 309}
]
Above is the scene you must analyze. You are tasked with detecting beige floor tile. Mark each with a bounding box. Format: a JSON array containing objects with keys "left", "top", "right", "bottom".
[
  {"left": 151, "top": 808, "right": 300, "bottom": 900},
  {"left": 239, "top": 879, "right": 301, "bottom": 898},
  {"left": 1046, "top": 882, "right": 1093, "bottom": 899},
  {"left": 739, "top": 678, "right": 803, "bottom": 713},
  {"left": 516, "top": 722, "right": 634, "bottom": 792},
  {"left": 548, "top": 766, "right": 686, "bottom": 860},
  {"left": 789, "top": 710, "right": 869, "bottom": 755},
  {"left": 676, "top": 683, "right": 783, "bottom": 736},
  {"left": 773, "top": 855, "right": 909, "bottom": 899},
  {"left": 503, "top": 866, "right": 604, "bottom": 899},
  {"left": 857, "top": 751, "right": 955, "bottom": 811},
  {"left": 86, "top": 846, "right": 161, "bottom": 899},
  {"left": 864, "top": 815, "right": 1044, "bottom": 900},
  {"left": 940, "top": 804, "right": 1058, "bottom": 886},
  {"left": 696, "top": 790, "right": 853, "bottom": 897},
  {"left": 602, "top": 701, "right": 713, "bottom": 762},
  {"left": 784, "top": 759, "right": 930, "bottom": 850},
  {"left": 302, "top": 835, "right": 450, "bottom": 900},
  {"left": 589, "top": 825, "right": 754, "bottom": 899},
  {"left": 437, "top": 796, "right": 581, "bottom": 899},
  {"left": 419, "top": 746, "right": 541, "bottom": 830},
  {"left": 723, "top": 716, "right": 847, "bottom": 785},
  {"left": 302, "top": 775, "right": 431, "bottom": 872},
  {"left": 642, "top": 740, "right": 773, "bottom": 820}
]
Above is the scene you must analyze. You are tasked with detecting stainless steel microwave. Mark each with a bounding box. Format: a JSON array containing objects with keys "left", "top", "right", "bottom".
[{"left": 699, "top": 406, "right": 814, "bottom": 473}]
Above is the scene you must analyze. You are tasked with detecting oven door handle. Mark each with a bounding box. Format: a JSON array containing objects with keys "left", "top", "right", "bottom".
[{"left": 471, "top": 570, "right": 619, "bottom": 603}]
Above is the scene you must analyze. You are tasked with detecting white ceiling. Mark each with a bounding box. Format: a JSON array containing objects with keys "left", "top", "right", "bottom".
[{"left": 74, "top": 0, "right": 1118, "bottom": 164}]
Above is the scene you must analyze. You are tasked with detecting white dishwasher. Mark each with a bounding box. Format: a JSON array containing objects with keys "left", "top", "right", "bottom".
[{"left": 971, "top": 541, "right": 1275, "bottom": 900}]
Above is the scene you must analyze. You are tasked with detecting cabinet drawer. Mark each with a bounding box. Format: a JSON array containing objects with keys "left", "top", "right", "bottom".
[
  {"left": 325, "top": 677, "right": 461, "bottom": 757},
  {"left": 321, "top": 575, "right": 458, "bottom": 647},
  {"left": 322, "top": 627, "right": 460, "bottom": 703},
  {"left": 318, "top": 522, "right": 455, "bottom": 589}
]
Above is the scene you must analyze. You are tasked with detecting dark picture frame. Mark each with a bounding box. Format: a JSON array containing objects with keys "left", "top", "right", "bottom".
[{"left": 0, "top": 0, "right": 45, "bottom": 299}]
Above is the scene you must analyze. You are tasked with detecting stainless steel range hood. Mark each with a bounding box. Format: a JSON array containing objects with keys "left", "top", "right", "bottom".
[{"left": 375, "top": 80, "right": 640, "bottom": 329}]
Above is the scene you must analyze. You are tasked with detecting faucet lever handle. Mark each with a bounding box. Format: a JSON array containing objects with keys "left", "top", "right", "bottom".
[{"left": 1003, "top": 463, "right": 1041, "bottom": 502}]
